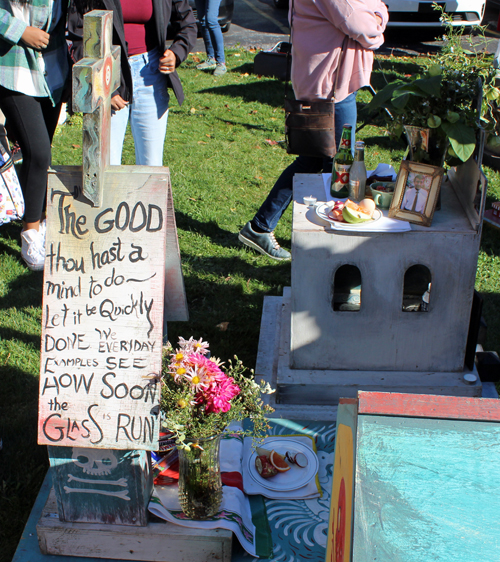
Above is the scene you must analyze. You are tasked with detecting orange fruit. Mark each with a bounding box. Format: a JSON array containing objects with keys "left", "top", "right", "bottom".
[{"left": 270, "top": 450, "right": 290, "bottom": 472}]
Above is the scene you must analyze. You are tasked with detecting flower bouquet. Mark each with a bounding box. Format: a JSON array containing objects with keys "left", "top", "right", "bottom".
[{"left": 160, "top": 336, "right": 274, "bottom": 518}]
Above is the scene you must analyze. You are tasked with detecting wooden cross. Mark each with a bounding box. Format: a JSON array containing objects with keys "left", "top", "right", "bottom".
[{"left": 72, "top": 10, "right": 120, "bottom": 207}]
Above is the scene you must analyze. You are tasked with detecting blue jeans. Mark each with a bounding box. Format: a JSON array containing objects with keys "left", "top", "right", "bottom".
[
  {"left": 253, "top": 93, "right": 357, "bottom": 232},
  {"left": 110, "top": 48, "right": 170, "bottom": 166},
  {"left": 194, "top": 0, "right": 225, "bottom": 64}
]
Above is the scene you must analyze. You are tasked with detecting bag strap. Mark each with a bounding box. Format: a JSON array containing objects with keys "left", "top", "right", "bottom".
[
  {"left": 0, "top": 124, "right": 10, "bottom": 155},
  {"left": 285, "top": 0, "right": 347, "bottom": 103}
]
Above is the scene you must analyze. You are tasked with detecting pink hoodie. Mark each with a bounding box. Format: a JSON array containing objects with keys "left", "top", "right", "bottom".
[{"left": 290, "top": 0, "right": 388, "bottom": 102}]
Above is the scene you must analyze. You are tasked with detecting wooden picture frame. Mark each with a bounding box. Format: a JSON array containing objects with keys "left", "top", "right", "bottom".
[{"left": 388, "top": 161, "right": 444, "bottom": 227}]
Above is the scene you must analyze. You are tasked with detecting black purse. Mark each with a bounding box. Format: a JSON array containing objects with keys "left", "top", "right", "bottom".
[
  {"left": 253, "top": 41, "right": 291, "bottom": 81},
  {"left": 284, "top": 98, "right": 336, "bottom": 159},
  {"left": 284, "top": 4, "right": 346, "bottom": 159}
]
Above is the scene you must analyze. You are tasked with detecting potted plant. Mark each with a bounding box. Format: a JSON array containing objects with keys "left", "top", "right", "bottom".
[
  {"left": 160, "top": 336, "right": 274, "bottom": 519},
  {"left": 367, "top": 6, "right": 500, "bottom": 167}
]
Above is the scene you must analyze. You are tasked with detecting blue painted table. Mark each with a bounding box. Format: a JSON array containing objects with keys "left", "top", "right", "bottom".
[{"left": 13, "top": 419, "right": 336, "bottom": 562}]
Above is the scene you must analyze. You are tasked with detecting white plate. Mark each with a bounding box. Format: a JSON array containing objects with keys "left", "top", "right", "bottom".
[
  {"left": 248, "top": 437, "right": 319, "bottom": 491},
  {"left": 316, "top": 203, "right": 382, "bottom": 230}
]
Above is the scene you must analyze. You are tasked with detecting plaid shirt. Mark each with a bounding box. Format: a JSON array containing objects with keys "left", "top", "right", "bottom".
[{"left": 0, "top": 0, "right": 69, "bottom": 104}]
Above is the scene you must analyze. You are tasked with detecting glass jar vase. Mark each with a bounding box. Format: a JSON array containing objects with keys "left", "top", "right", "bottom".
[{"left": 178, "top": 434, "right": 223, "bottom": 519}]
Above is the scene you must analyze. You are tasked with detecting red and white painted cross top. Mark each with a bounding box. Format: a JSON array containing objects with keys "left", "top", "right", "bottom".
[{"left": 72, "top": 10, "right": 120, "bottom": 207}]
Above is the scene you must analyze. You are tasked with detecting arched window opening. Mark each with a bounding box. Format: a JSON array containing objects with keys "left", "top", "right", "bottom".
[
  {"left": 332, "top": 265, "right": 361, "bottom": 312},
  {"left": 403, "top": 265, "right": 431, "bottom": 312}
]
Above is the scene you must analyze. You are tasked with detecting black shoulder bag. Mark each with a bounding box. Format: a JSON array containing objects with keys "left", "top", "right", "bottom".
[{"left": 284, "top": 4, "right": 346, "bottom": 159}]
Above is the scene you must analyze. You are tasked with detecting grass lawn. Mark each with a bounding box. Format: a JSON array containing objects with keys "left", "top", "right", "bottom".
[{"left": 1, "top": 48, "right": 499, "bottom": 560}]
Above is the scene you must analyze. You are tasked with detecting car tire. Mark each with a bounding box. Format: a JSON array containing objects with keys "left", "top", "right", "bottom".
[
  {"left": 273, "top": 0, "right": 288, "bottom": 8},
  {"left": 221, "top": 22, "right": 231, "bottom": 32}
]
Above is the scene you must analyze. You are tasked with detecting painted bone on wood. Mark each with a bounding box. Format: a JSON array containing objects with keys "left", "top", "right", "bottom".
[{"left": 72, "top": 10, "right": 120, "bottom": 207}]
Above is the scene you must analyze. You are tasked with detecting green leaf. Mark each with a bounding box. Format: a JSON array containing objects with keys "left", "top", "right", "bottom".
[
  {"left": 427, "top": 64, "right": 442, "bottom": 77},
  {"left": 427, "top": 115, "right": 442, "bottom": 128},
  {"left": 485, "top": 87, "right": 500, "bottom": 101},
  {"left": 391, "top": 92, "right": 410, "bottom": 109},
  {"left": 446, "top": 111, "right": 460, "bottom": 123},
  {"left": 393, "top": 123, "right": 404, "bottom": 138},
  {"left": 366, "top": 81, "right": 405, "bottom": 111},
  {"left": 411, "top": 75, "right": 442, "bottom": 98},
  {"left": 441, "top": 121, "right": 476, "bottom": 162}
]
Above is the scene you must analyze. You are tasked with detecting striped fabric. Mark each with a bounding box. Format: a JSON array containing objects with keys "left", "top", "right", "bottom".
[{"left": 0, "top": 0, "right": 69, "bottom": 104}]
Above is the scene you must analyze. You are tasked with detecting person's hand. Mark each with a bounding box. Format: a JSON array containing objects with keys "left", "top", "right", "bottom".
[
  {"left": 21, "top": 26, "right": 50, "bottom": 50},
  {"left": 159, "top": 49, "right": 176, "bottom": 74},
  {"left": 111, "top": 94, "right": 128, "bottom": 111},
  {"left": 375, "top": 13, "right": 383, "bottom": 25}
]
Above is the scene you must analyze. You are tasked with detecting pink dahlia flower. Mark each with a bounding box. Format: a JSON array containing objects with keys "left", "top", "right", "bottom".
[
  {"left": 189, "top": 353, "right": 224, "bottom": 380},
  {"left": 196, "top": 374, "right": 240, "bottom": 414}
]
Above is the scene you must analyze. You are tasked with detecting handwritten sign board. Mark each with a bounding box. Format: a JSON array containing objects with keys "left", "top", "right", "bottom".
[{"left": 38, "top": 167, "right": 168, "bottom": 450}]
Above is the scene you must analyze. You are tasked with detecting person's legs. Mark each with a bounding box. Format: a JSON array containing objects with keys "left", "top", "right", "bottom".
[
  {"left": 195, "top": 0, "right": 216, "bottom": 62},
  {"left": 253, "top": 155, "right": 323, "bottom": 233},
  {"left": 128, "top": 49, "right": 170, "bottom": 166},
  {"left": 0, "top": 88, "right": 60, "bottom": 270},
  {"left": 204, "top": 0, "right": 225, "bottom": 65},
  {"left": 110, "top": 102, "right": 130, "bottom": 165},
  {"left": 239, "top": 93, "right": 358, "bottom": 259},
  {"left": 0, "top": 88, "right": 56, "bottom": 225},
  {"left": 332, "top": 92, "right": 357, "bottom": 159},
  {"left": 238, "top": 156, "right": 321, "bottom": 261}
]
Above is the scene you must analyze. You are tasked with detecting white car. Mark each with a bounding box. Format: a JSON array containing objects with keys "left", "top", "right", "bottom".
[{"left": 385, "top": 0, "right": 485, "bottom": 27}]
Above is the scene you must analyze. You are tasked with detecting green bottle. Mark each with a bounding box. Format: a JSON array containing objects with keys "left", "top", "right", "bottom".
[{"left": 330, "top": 124, "right": 353, "bottom": 198}]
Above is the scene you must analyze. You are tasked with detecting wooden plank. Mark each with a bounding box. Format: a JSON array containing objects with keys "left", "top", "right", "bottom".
[
  {"left": 37, "top": 486, "right": 232, "bottom": 561},
  {"left": 48, "top": 446, "right": 152, "bottom": 526},
  {"left": 353, "top": 414, "right": 500, "bottom": 561},
  {"left": 38, "top": 169, "right": 167, "bottom": 450},
  {"left": 326, "top": 401, "right": 358, "bottom": 562},
  {"left": 268, "top": 404, "right": 337, "bottom": 421},
  {"left": 357, "top": 391, "right": 500, "bottom": 421},
  {"left": 447, "top": 150, "right": 487, "bottom": 232},
  {"left": 255, "top": 296, "right": 282, "bottom": 382},
  {"left": 163, "top": 185, "right": 188, "bottom": 322}
]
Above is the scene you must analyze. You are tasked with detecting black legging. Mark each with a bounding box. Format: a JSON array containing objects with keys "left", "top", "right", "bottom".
[{"left": 0, "top": 87, "right": 61, "bottom": 223}]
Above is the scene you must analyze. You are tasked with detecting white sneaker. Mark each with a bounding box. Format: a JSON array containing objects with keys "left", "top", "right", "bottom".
[
  {"left": 21, "top": 228, "right": 45, "bottom": 271},
  {"left": 39, "top": 219, "right": 47, "bottom": 243}
]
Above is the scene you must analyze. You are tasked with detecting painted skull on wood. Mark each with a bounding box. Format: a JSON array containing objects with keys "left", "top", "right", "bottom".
[{"left": 72, "top": 448, "right": 118, "bottom": 475}]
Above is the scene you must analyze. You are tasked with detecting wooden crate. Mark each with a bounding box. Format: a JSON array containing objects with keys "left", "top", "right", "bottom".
[{"left": 37, "top": 487, "right": 232, "bottom": 561}]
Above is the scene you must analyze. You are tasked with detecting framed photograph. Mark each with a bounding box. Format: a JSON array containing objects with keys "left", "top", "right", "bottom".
[{"left": 389, "top": 161, "right": 444, "bottom": 227}]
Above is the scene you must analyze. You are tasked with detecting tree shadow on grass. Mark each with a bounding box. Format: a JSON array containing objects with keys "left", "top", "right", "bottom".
[
  {"left": 174, "top": 210, "right": 290, "bottom": 250},
  {"left": 214, "top": 116, "right": 287, "bottom": 135},
  {"left": 230, "top": 62, "right": 255, "bottom": 75},
  {"left": 480, "top": 221, "right": 500, "bottom": 259},
  {"left": 0, "top": 326, "right": 40, "bottom": 349},
  {"left": 167, "top": 251, "right": 290, "bottom": 367},
  {"left": 199, "top": 81, "right": 284, "bottom": 108},
  {"left": 0, "top": 362, "right": 49, "bottom": 562},
  {"left": 370, "top": 59, "right": 426, "bottom": 90},
  {"left": 0, "top": 267, "right": 43, "bottom": 312}
]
